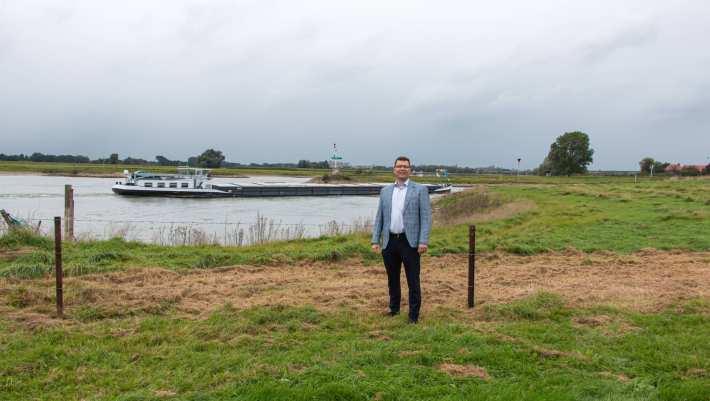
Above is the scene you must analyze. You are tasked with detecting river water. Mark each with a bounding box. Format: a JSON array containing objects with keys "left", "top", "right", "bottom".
[{"left": 0, "top": 174, "right": 385, "bottom": 245}]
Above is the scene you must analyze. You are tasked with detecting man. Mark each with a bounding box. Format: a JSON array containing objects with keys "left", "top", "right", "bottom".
[{"left": 371, "top": 156, "right": 432, "bottom": 324}]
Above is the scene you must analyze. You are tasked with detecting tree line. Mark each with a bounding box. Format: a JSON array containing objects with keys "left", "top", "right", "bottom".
[
  {"left": 533, "top": 131, "right": 709, "bottom": 176},
  {"left": 4, "top": 137, "right": 707, "bottom": 175},
  {"left": 0, "top": 150, "right": 340, "bottom": 170},
  {"left": 0, "top": 149, "right": 515, "bottom": 173},
  {"left": 0, "top": 137, "right": 596, "bottom": 175},
  {"left": 638, "top": 157, "right": 710, "bottom": 176},
  {"left": 0, "top": 150, "right": 227, "bottom": 168}
]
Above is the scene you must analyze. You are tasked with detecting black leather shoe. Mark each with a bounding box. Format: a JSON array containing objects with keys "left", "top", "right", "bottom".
[
  {"left": 385, "top": 311, "right": 400, "bottom": 317},
  {"left": 408, "top": 319, "right": 418, "bottom": 324}
]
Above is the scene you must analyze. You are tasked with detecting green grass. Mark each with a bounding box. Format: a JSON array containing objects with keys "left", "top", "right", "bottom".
[
  {"left": 0, "top": 296, "right": 708, "bottom": 400},
  {"left": 0, "top": 234, "right": 379, "bottom": 279},
  {"left": 1, "top": 180, "right": 709, "bottom": 399},
  {"left": 0, "top": 228, "right": 52, "bottom": 249},
  {"left": 429, "top": 180, "right": 710, "bottom": 255},
  {"left": 1, "top": 179, "right": 708, "bottom": 278}
]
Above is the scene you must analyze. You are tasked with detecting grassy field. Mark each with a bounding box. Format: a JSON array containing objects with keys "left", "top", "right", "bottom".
[
  {"left": 2, "top": 297, "right": 708, "bottom": 400},
  {"left": 1, "top": 179, "right": 708, "bottom": 400},
  {"left": 0, "top": 160, "right": 666, "bottom": 184},
  {"left": 1, "top": 179, "right": 707, "bottom": 279},
  {"left": 430, "top": 179, "right": 710, "bottom": 255}
]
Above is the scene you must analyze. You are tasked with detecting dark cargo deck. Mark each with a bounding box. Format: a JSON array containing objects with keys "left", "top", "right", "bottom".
[{"left": 112, "top": 183, "right": 451, "bottom": 198}]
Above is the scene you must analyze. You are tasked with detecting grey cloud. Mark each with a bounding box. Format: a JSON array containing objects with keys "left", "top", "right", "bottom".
[
  {"left": 0, "top": 1, "right": 709, "bottom": 169},
  {"left": 178, "top": 2, "right": 239, "bottom": 46},
  {"left": 580, "top": 23, "right": 658, "bottom": 63},
  {"left": 653, "top": 90, "right": 710, "bottom": 123}
]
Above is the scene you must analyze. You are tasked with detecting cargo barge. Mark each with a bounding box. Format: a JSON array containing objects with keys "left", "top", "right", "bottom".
[{"left": 112, "top": 168, "right": 451, "bottom": 198}]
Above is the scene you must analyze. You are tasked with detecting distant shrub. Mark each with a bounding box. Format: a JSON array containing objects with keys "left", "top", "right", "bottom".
[
  {"left": 680, "top": 166, "right": 702, "bottom": 176},
  {"left": 319, "top": 173, "right": 353, "bottom": 183},
  {"left": 0, "top": 228, "right": 51, "bottom": 249},
  {"left": 434, "top": 190, "right": 503, "bottom": 224}
]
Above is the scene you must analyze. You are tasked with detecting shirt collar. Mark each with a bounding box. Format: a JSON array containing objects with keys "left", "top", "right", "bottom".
[{"left": 394, "top": 179, "right": 409, "bottom": 189}]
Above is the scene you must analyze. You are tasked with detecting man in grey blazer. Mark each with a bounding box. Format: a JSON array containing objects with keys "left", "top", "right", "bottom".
[{"left": 371, "top": 156, "right": 432, "bottom": 323}]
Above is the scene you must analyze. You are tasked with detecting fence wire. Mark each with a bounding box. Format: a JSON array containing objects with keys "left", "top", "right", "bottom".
[{"left": 3, "top": 214, "right": 373, "bottom": 247}]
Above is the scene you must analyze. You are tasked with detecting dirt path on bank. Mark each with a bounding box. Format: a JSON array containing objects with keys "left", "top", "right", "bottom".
[{"left": 3, "top": 251, "right": 709, "bottom": 326}]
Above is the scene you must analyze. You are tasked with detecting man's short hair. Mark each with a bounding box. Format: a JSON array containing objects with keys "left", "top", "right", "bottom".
[{"left": 394, "top": 156, "right": 411, "bottom": 167}]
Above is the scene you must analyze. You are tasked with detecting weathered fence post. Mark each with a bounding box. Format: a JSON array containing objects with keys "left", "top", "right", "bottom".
[
  {"left": 468, "top": 225, "right": 476, "bottom": 308},
  {"left": 0, "top": 209, "right": 15, "bottom": 229},
  {"left": 64, "top": 185, "right": 74, "bottom": 241},
  {"left": 54, "top": 216, "right": 64, "bottom": 318}
]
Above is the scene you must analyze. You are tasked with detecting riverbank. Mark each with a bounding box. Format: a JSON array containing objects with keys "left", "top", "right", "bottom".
[
  {"left": 0, "top": 161, "right": 323, "bottom": 179},
  {"left": 1, "top": 180, "right": 708, "bottom": 275},
  {"left": 0, "top": 160, "right": 684, "bottom": 184},
  {"left": 1, "top": 180, "right": 709, "bottom": 400}
]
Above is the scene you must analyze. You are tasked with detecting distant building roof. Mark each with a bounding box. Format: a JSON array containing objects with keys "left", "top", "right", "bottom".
[{"left": 664, "top": 163, "right": 705, "bottom": 173}]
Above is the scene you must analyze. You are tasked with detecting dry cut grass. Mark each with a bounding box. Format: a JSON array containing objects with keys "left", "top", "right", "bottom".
[
  {"left": 2, "top": 250, "right": 709, "bottom": 328},
  {"left": 433, "top": 188, "right": 534, "bottom": 226}
]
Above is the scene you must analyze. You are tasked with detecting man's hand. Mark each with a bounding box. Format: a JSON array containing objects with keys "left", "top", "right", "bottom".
[
  {"left": 418, "top": 244, "right": 428, "bottom": 254},
  {"left": 371, "top": 244, "right": 381, "bottom": 253}
]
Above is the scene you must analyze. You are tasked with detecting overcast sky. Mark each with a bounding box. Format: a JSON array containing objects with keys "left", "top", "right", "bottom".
[{"left": 1, "top": 0, "right": 709, "bottom": 169}]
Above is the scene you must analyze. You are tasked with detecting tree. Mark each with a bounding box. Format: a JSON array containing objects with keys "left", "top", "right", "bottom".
[
  {"left": 122, "top": 157, "right": 149, "bottom": 165},
  {"left": 534, "top": 157, "right": 553, "bottom": 176},
  {"left": 639, "top": 157, "right": 654, "bottom": 174},
  {"left": 109, "top": 153, "right": 119, "bottom": 164},
  {"left": 654, "top": 161, "right": 669, "bottom": 174},
  {"left": 156, "top": 155, "right": 181, "bottom": 166},
  {"left": 29, "top": 152, "right": 46, "bottom": 162},
  {"left": 195, "top": 149, "right": 225, "bottom": 168},
  {"left": 680, "top": 166, "right": 701, "bottom": 176},
  {"left": 545, "top": 131, "right": 594, "bottom": 175}
]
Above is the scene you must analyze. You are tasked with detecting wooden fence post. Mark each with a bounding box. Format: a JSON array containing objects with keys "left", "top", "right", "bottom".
[{"left": 64, "top": 185, "right": 74, "bottom": 241}]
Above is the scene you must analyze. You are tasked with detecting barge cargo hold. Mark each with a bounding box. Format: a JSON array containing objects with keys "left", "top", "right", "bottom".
[{"left": 111, "top": 168, "right": 451, "bottom": 198}]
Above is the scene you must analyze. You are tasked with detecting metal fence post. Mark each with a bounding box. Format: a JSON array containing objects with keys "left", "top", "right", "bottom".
[
  {"left": 468, "top": 225, "right": 476, "bottom": 308},
  {"left": 54, "top": 216, "right": 64, "bottom": 318}
]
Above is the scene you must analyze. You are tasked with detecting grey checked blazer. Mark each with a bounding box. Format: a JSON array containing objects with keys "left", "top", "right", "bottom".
[{"left": 371, "top": 181, "right": 432, "bottom": 249}]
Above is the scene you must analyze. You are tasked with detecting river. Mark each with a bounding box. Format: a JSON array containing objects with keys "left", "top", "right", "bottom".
[{"left": 0, "top": 174, "right": 384, "bottom": 245}]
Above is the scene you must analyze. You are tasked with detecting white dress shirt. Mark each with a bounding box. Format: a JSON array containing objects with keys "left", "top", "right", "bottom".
[{"left": 389, "top": 179, "right": 409, "bottom": 234}]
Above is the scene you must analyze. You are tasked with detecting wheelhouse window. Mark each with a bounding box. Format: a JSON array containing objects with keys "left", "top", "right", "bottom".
[
  {"left": 181, "top": 183, "right": 189, "bottom": 188},
  {"left": 169, "top": 182, "right": 178, "bottom": 188},
  {"left": 157, "top": 182, "right": 165, "bottom": 188},
  {"left": 144, "top": 182, "right": 153, "bottom": 187}
]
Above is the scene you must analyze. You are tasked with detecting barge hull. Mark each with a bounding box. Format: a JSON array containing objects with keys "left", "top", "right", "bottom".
[{"left": 112, "top": 184, "right": 449, "bottom": 198}]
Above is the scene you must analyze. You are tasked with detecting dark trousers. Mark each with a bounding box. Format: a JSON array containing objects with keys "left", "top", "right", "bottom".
[{"left": 382, "top": 233, "right": 421, "bottom": 321}]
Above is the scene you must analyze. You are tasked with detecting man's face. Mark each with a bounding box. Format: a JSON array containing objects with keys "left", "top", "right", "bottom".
[{"left": 393, "top": 160, "right": 411, "bottom": 181}]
